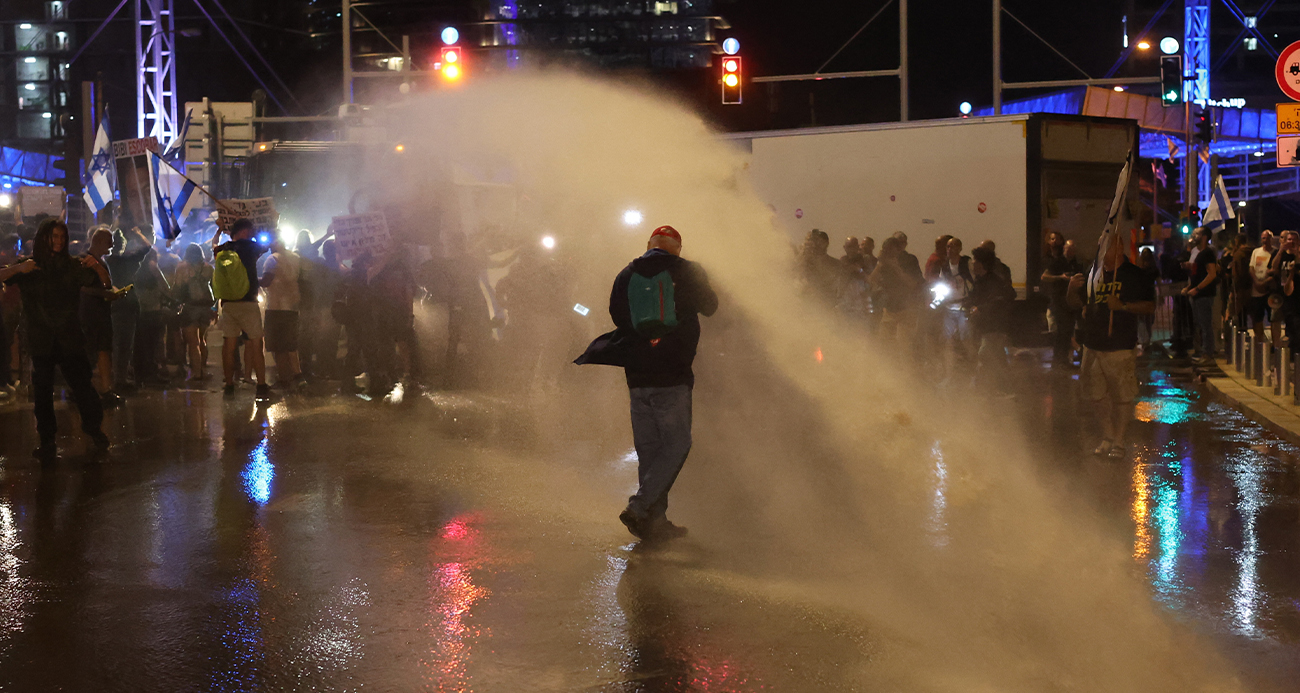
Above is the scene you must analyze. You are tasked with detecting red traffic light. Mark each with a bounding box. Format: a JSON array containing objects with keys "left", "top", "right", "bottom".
[{"left": 721, "top": 55, "right": 742, "bottom": 104}]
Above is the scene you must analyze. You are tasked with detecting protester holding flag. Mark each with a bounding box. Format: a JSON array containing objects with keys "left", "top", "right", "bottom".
[{"left": 1068, "top": 233, "right": 1156, "bottom": 458}]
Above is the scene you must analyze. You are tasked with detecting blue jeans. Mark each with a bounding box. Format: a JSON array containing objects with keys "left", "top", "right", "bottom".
[
  {"left": 627, "top": 385, "right": 693, "bottom": 523},
  {"left": 1192, "top": 295, "right": 1216, "bottom": 357}
]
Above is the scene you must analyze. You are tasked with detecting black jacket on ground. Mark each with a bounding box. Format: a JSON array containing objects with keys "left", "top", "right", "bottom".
[{"left": 574, "top": 249, "right": 718, "bottom": 389}]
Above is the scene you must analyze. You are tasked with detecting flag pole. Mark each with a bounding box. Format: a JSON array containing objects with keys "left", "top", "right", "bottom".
[{"left": 153, "top": 151, "right": 231, "bottom": 211}]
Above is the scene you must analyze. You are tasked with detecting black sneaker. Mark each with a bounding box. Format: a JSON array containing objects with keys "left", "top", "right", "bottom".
[
  {"left": 618, "top": 509, "right": 645, "bottom": 539},
  {"left": 223, "top": 383, "right": 236, "bottom": 396},
  {"left": 255, "top": 383, "right": 272, "bottom": 401}
]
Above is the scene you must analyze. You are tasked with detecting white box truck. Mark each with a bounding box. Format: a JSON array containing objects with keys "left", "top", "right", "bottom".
[{"left": 729, "top": 113, "right": 1138, "bottom": 296}]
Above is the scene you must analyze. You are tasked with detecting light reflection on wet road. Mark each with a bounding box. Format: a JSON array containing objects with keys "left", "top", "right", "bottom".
[{"left": 0, "top": 363, "right": 1297, "bottom": 691}]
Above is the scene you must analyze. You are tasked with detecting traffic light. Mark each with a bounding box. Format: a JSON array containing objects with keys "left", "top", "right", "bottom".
[
  {"left": 1194, "top": 109, "right": 1213, "bottom": 145},
  {"left": 439, "top": 46, "right": 463, "bottom": 82},
  {"left": 1160, "top": 55, "right": 1182, "bottom": 107},
  {"left": 1179, "top": 219, "right": 1192, "bottom": 235},
  {"left": 721, "top": 56, "right": 742, "bottom": 105},
  {"left": 51, "top": 157, "right": 82, "bottom": 195}
]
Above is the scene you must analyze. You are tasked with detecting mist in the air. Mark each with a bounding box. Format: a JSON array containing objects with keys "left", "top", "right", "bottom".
[{"left": 365, "top": 71, "right": 1242, "bottom": 692}]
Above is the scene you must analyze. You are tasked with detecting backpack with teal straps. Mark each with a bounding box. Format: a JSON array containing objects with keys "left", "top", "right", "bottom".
[
  {"left": 628, "top": 270, "right": 678, "bottom": 339},
  {"left": 212, "top": 248, "right": 250, "bottom": 301}
]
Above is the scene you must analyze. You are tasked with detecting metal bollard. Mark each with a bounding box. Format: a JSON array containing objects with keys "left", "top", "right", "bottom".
[
  {"left": 1234, "top": 327, "right": 1243, "bottom": 367},
  {"left": 1242, "top": 333, "right": 1252, "bottom": 375},
  {"left": 1254, "top": 339, "right": 1265, "bottom": 386},
  {"left": 1277, "top": 347, "right": 1289, "bottom": 396}
]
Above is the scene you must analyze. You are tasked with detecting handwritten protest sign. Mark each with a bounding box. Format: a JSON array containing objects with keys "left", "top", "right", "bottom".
[
  {"left": 18, "top": 186, "right": 65, "bottom": 217},
  {"left": 216, "top": 198, "right": 278, "bottom": 233},
  {"left": 331, "top": 212, "right": 392, "bottom": 261}
]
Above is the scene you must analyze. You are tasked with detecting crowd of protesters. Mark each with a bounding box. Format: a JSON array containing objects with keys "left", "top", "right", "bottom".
[
  {"left": 0, "top": 212, "right": 585, "bottom": 457},
  {"left": 4, "top": 206, "right": 1296, "bottom": 463}
]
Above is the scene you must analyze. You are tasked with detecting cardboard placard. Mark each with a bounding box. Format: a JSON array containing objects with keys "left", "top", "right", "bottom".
[
  {"left": 112, "top": 137, "right": 160, "bottom": 228},
  {"left": 217, "top": 198, "right": 279, "bottom": 232},
  {"left": 331, "top": 212, "right": 392, "bottom": 260},
  {"left": 18, "top": 186, "right": 65, "bottom": 217}
]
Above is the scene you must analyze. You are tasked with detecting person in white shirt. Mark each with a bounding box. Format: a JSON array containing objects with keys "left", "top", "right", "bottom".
[
  {"left": 260, "top": 236, "right": 305, "bottom": 389},
  {"left": 1246, "top": 229, "right": 1276, "bottom": 346}
]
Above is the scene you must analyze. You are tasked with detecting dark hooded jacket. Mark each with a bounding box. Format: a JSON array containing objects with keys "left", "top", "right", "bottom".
[{"left": 574, "top": 249, "right": 718, "bottom": 388}]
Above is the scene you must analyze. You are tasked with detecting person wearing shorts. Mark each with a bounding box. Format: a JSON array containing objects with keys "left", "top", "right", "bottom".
[
  {"left": 260, "top": 237, "right": 305, "bottom": 390},
  {"left": 213, "top": 219, "right": 269, "bottom": 398},
  {"left": 1069, "top": 233, "right": 1157, "bottom": 459}
]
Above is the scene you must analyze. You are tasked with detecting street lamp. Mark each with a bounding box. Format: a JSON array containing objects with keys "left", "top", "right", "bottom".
[
  {"left": 959, "top": 101, "right": 972, "bottom": 115},
  {"left": 1137, "top": 40, "right": 1151, "bottom": 50}
]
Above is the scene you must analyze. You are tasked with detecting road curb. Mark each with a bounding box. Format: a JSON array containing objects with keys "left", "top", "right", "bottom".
[{"left": 1203, "top": 362, "right": 1300, "bottom": 448}]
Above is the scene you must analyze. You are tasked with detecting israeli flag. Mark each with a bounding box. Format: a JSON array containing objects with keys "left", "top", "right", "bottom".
[
  {"left": 1201, "top": 175, "right": 1235, "bottom": 232},
  {"left": 148, "top": 152, "right": 202, "bottom": 240},
  {"left": 82, "top": 114, "right": 115, "bottom": 214},
  {"left": 162, "top": 106, "right": 192, "bottom": 162}
]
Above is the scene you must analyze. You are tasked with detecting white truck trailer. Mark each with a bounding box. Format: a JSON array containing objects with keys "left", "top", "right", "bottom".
[{"left": 730, "top": 113, "right": 1138, "bottom": 297}]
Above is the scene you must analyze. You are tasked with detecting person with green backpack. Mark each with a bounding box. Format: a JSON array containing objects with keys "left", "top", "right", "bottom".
[
  {"left": 211, "top": 218, "right": 270, "bottom": 399},
  {"left": 574, "top": 225, "right": 718, "bottom": 542}
]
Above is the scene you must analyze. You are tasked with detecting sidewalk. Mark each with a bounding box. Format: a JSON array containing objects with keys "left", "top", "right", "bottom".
[{"left": 1203, "top": 358, "right": 1300, "bottom": 446}]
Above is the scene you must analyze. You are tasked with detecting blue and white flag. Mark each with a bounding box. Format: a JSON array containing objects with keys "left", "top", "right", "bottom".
[
  {"left": 148, "top": 151, "right": 203, "bottom": 240},
  {"left": 82, "top": 114, "right": 115, "bottom": 214},
  {"left": 162, "top": 107, "right": 192, "bottom": 162},
  {"left": 1200, "top": 174, "right": 1235, "bottom": 232}
]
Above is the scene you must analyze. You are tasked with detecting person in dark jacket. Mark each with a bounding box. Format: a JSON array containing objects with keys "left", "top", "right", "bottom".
[
  {"left": 0, "top": 219, "right": 110, "bottom": 459},
  {"left": 967, "top": 246, "right": 1016, "bottom": 393},
  {"left": 575, "top": 225, "right": 718, "bottom": 542}
]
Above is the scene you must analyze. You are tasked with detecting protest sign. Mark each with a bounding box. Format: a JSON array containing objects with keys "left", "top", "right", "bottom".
[
  {"left": 113, "top": 137, "right": 159, "bottom": 227},
  {"left": 18, "top": 186, "right": 65, "bottom": 217},
  {"left": 216, "top": 198, "right": 278, "bottom": 233},
  {"left": 331, "top": 212, "right": 392, "bottom": 260}
]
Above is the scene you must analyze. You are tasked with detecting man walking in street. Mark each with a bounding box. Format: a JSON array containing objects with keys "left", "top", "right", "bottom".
[
  {"left": 1069, "top": 233, "right": 1156, "bottom": 459},
  {"left": 575, "top": 225, "right": 718, "bottom": 542},
  {"left": 213, "top": 218, "right": 270, "bottom": 399}
]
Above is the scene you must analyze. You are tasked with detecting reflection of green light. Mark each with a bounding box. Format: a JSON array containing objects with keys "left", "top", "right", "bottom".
[{"left": 1153, "top": 478, "right": 1184, "bottom": 596}]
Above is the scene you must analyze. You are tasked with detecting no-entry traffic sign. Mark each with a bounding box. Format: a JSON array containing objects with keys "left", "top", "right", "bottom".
[{"left": 1277, "top": 41, "right": 1300, "bottom": 101}]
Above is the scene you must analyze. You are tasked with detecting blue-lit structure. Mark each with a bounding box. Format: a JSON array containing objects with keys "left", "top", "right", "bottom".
[{"left": 0, "top": 146, "right": 62, "bottom": 191}]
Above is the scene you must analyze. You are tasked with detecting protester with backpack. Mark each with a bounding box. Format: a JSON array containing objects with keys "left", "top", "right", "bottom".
[
  {"left": 574, "top": 225, "right": 718, "bottom": 542},
  {"left": 173, "top": 243, "right": 215, "bottom": 381},
  {"left": 211, "top": 218, "right": 270, "bottom": 399}
]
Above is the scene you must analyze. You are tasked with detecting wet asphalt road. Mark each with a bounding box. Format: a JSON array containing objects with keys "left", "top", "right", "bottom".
[{"left": 0, "top": 358, "right": 1298, "bottom": 692}]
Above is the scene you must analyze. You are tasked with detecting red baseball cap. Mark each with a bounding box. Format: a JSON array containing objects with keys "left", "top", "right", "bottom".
[{"left": 650, "top": 225, "right": 681, "bottom": 243}]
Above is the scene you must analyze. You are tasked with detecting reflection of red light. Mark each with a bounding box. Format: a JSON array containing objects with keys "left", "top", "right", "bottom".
[
  {"left": 814, "top": 348, "right": 824, "bottom": 363},
  {"left": 443, "top": 518, "right": 470, "bottom": 540}
]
